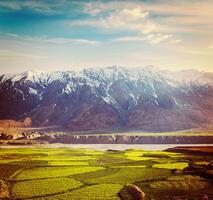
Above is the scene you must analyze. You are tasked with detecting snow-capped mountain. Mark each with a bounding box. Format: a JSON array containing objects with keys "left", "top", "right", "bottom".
[{"left": 0, "top": 66, "right": 213, "bottom": 132}]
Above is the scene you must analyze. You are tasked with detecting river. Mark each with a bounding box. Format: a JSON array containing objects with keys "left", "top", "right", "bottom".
[{"left": 0, "top": 144, "right": 213, "bottom": 151}]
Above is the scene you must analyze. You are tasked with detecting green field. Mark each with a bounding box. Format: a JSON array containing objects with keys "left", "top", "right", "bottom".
[
  {"left": 0, "top": 147, "right": 212, "bottom": 200},
  {"left": 13, "top": 178, "right": 83, "bottom": 198}
]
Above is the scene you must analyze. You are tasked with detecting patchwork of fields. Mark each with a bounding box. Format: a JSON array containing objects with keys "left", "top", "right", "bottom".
[{"left": 0, "top": 147, "right": 212, "bottom": 199}]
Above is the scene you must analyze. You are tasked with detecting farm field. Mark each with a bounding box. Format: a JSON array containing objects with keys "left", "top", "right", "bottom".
[{"left": 0, "top": 147, "right": 212, "bottom": 199}]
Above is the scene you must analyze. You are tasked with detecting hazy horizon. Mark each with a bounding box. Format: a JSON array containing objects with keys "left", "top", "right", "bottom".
[{"left": 0, "top": 0, "right": 213, "bottom": 74}]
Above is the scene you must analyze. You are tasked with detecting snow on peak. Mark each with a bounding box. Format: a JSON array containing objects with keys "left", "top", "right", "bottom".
[
  {"left": 1, "top": 66, "right": 212, "bottom": 88},
  {"left": 1, "top": 69, "right": 47, "bottom": 84}
]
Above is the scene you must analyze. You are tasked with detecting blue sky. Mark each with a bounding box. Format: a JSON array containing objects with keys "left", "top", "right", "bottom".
[{"left": 0, "top": 0, "right": 213, "bottom": 73}]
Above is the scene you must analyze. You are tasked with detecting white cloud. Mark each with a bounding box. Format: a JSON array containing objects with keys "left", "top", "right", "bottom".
[
  {"left": 80, "top": 0, "right": 213, "bottom": 43},
  {"left": 42, "top": 37, "right": 100, "bottom": 45},
  {"left": 73, "top": 3, "right": 182, "bottom": 45},
  {"left": 0, "top": 1, "right": 21, "bottom": 10},
  {"left": 7, "top": 34, "right": 100, "bottom": 45},
  {"left": 0, "top": 0, "right": 61, "bottom": 15},
  {"left": 171, "top": 39, "right": 182, "bottom": 44},
  {"left": 83, "top": 1, "right": 213, "bottom": 19},
  {"left": 113, "top": 33, "right": 174, "bottom": 44},
  {"left": 83, "top": 1, "right": 123, "bottom": 16},
  {"left": 72, "top": 7, "right": 157, "bottom": 35},
  {"left": 144, "top": 34, "right": 172, "bottom": 44},
  {"left": 0, "top": 49, "right": 47, "bottom": 59}
]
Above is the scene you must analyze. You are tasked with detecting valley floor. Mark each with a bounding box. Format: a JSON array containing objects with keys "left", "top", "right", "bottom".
[{"left": 0, "top": 146, "right": 212, "bottom": 200}]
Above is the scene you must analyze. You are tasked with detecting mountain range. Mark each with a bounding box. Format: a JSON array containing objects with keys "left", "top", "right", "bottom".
[{"left": 0, "top": 66, "right": 213, "bottom": 132}]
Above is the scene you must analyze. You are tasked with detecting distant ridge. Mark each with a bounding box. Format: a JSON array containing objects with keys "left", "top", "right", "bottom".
[{"left": 0, "top": 66, "right": 213, "bottom": 132}]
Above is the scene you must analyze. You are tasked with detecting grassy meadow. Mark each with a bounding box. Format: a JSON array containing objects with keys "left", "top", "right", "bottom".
[{"left": 0, "top": 147, "right": 212, "bottom": 200}]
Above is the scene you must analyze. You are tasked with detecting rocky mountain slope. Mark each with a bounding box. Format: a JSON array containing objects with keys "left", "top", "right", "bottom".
[{"left": 0, "top": 66, "right": 213, "bottom": 132}]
